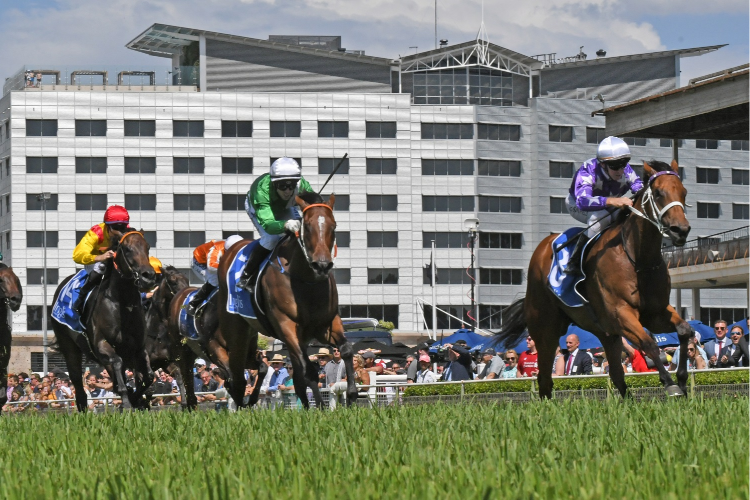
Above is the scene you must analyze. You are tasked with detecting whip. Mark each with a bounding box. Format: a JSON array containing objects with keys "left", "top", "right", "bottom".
[{"left": 318, "top": 153, "right": 348, "bottom": 194}]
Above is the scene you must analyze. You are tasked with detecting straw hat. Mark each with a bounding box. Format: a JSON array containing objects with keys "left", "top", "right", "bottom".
[
  {"left": 316, "top": 347, "right": 332, "bottom": 358},
  {"left": 270, "top": 354, "right": 285, "bottom": 364}
]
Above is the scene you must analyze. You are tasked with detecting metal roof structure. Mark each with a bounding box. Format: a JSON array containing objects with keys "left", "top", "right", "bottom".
[
  {"left": 401, "top": 40, "right": 543, "bottom": 76},
  {"left": 594, "top": 65, "right": 749, "bottom": 141},
  {"left": 537, "top": 44, "right": 726, "bottom": 70}
]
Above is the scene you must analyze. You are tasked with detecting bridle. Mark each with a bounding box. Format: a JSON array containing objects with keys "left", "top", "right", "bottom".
[
  {"left": 626, "top": 171, "right": 687, "bottom": 239},
  {"left": 294, "top": 203, "right": 337, "bottom": 268},
  {"left": 112, "top": 231, "right": 147, "bottom": 288}
]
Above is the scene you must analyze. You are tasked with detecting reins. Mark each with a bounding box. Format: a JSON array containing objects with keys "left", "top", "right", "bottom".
[
  {"left": 294, "top": 203, "right": 337, "bottom": 270},
  {"left": 112, "top": 231, "right": 146, "bottom": 287}
]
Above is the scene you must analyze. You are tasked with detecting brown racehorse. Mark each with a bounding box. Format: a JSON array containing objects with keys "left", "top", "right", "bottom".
[
  {"left": 52, "top": 230, "right": 157, "bottom": 411},
  {"left": 0, "top": 265, "right": 23, "bottom": 410},
  {"left": 494, "top": 160, "right": 693, "bottom": 398},
  {"left": 217, "top": 191, "right": 358, "bottom": 409}
]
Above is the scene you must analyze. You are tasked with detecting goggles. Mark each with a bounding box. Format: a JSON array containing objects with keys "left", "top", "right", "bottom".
[
  {"left": 274, "top": 180, "right": 298, "bottom": 191},
  {"left": 602, "top": 158, "right": 630, "bottom": 171}
]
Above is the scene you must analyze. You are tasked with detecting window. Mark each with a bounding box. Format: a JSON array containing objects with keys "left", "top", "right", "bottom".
[
  {"left": 332, "top": 268, "right": 351, "bottom": 285},
  {"left": 26, "top": 119, "right": 57, "bottom": 137},
  {"left": 124, "top": 194, "right": 156, "bottom": 211},
  {"left": 478, "top": 160, "right": 520, "bottom": 176},
  {"left": 365, "top": 122, "right": 397, "bottom": 139},
  {"left": 318, "top": 157, "right": 349, "bottom": 175},
  {"left": 423, "top": 304, "right": 471, "bottom": 330},
  {"left": 422, "top": 159, "right": 474, "bottom": 175},
  {"left": 423, "top": 268, "right": 471, "bottom": 285},
  {"left": 422, "top": 232, "right": 468, "bottom": 248},
  {"left": 173, "top": 158, "right": 205, "bottom": 174},
  {"left": 318, "top": 121, "right": 348, "bottom": 138},
  {"left": 336, "top": 231, "right": 350, "bottom": 247},
  {"left": 143, "top": 231, "right": 157, "bottom": 247},
  {"left": 27, "top": 268, "right": 59, "bottom": 285},
  {"left": 480, "top": 268, "right": 523, "bottom": 285},
  {"left": 420, "top": 123, "right": 473, "bottom": 140},
  {"left": 174, "top": 231, "right": 205, "bottom": 247},
  {"left": 478, "top": 196, "right": 522, "bottom": 213},
  {"left": 477, "top": 124, "right": 520, "bottom": 141},
  {"left": 367, "top": 195, "right": 398, "bottom": 211},
  {"left": 27, "top": 231, "right": 58, "bottom": 247},
  {"left": 76, "top": 194, "right": 107, "bottom": 211},
  {"left": 549, "top": 161, "right": 575, "bottom": 178},
  {"left": 176, "top": 268, "right": 203, "bottom": 285},
  {"left": 222, "top": 230, "right": 254, "bottom": 240},
  {"left": 26, "top": 157, "right": 58, "bottom": 174},
  {"left": 26, "top": 194, "right": 58, "bottom": 211},
  {"left": 173, "top": 194, "right": 205, "bottom": 211},
  {"left": 318, "top": 194, "right": 349, "bottom": 211},
  {"left": 124, "top": 157, "right": 156, "bottom": 174},
  {"left": 700, "top": 307, "right": 748, "bottom": 326},
  {"left": 221, "top": 158, "right": 253, "bottom": 174},
  {"left": 221, "top": 121, "right": 253, "bottom": 138},
  {"left": 412, "top": 67, "right": 513, "bottom": 106},
  {"left": 75, "top": 157, "right": 107, "bottom": 174},
  {"left": 222, "top": 194, "right": 245, "bottom": 211},
  {"left": 623, "top": 137, "right": 647, "bottom": 146},
  {"left": 549, "top": 126, "right": 573, "bottom": 142},
  {"left": 173, "top": 121, "right": 204, "bottom": 137},
  {"left": 75, "top": 120, "right": 107, "bottom": 137},
  {"left": 733, "top": 204, "right": 749, "bottom": 220},
  {"left": 478, "top": 304, "right": 506, "bottom": 330},
  {"left": 696, "top": 168, "right": 720, "bottom": 184},
  {"left": 549, "top": 197, "right": 566, "bottom": 214},
  {"left": 367, "top": 231, "right": 398, "bottom": 247},
  {"left": 731, "top": 140, "right": 749, "bottom": 151},
  {"left": 26, "top": 305, "right": 53, "bottom": 331},
  {"left": 697, "top": 202, "right": 720, "bottom": 219},
  {"left": 368, "top": 268, "right": 399, "bottom": 284},
  {"left": 731, "top": 169, "right": 749, "bottom": 185},
  {"left": 270, "top": 121, "right": 301, "bottom": 138},
  {"left": 338, "top": 305, "right": 399, "bottom": 327},
  {"left": 422, "top": 196, "right": 474, "bottom": 212},
  {"left": 4, "top": 232, "right": 9, "bottom": 250},
  {"left": 660, "top": 139, "right": 684, "bottom": 148},
  {"left": 6, "top": 197, "right": 10, "bottom": 215},
  {"left": 586, "top": 128, "right": 605, "bottom": 144},
  {"left": 695, "top": 139, "right": 719, "bottom": 149},
  {"left": 366, "top": 158, "right": 398, "bottom": 175},
  {"left": 479, "top": 233, "right": 522, "bottom": 249},
  {"left": 124, "top": 120, "right": 155, "bottom": 137}
]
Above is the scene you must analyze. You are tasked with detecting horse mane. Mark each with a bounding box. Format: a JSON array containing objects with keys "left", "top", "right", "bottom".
[
  {"left": 298, "top": 190, "right": 324, "bottom": 205},
  {"left": 0, "top": 263, "right": 8, "bottom": 270},
  {"left": 162, "top": 265, "right": 178, "bottom": 274},
  {"left": 645, "top": 159, "right": 672, "bottom": 173}
]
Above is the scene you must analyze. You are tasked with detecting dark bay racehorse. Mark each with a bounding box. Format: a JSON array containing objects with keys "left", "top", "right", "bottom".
[
  {"left": 495, "top": 160, "right": 693, "bottom": 398},
  {"left": 0, "top": 265, "right": 23, "bottom": 410},
  {"left": 218, "top": 191, "right": 358, "bottom": 409},
  {"left": 52, "top": 230, "right": 157, "bottom": 411},
  {"left": 145, "top": 265, "right": 190, "bottom": 404}
]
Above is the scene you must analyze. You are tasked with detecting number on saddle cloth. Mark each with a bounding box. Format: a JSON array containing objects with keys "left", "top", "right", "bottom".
[
  {"left": 226, "top": 241, "right": 270, "bottom": 319},
  {"left": 51, "top": 269, "right": 90, "bottom": 333},
  {"left": 548, "top": 228, "right": 603, "bottom": 308}
]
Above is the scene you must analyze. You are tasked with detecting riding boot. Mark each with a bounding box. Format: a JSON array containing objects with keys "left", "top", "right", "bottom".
[
  {"left": 186, "top": 283, "right": 216, "bottom": 316},
  {"left": 566, "top": 234, "right": 590, "bottom": 275},
  {"left": 73, "top": 271, "right": 103, "bottom": 316},
  {"left": 237, "top": 245, "right": 272, "bottom": 290}
]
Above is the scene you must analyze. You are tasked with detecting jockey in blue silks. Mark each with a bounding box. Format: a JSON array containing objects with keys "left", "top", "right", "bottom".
[{"left": 565, "top": 136, "right": 644, "bottom": 274}]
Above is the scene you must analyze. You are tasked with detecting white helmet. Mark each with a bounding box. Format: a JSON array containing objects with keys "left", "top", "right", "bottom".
[
  {"left": 270, "top": 157, "right": 301, "bottom": 182},
  {"left": 224, "top": 234, "right": 244, "bottom": 250},
  {"left": 597, "top": 136, "right": 631, "bottom": 162}
]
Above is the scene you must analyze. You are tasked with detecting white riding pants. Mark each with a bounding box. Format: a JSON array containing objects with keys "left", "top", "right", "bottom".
[
  {"left": 245, "top": 198, "right": 301, "bottom": 251},
  {"left": 566, "top": 194, "right": 618, "bottom": 239}
]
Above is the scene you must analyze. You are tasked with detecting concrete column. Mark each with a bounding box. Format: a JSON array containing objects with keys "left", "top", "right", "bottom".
[{"left": 691, "top": 288, "right": 700, "bottom": 321}]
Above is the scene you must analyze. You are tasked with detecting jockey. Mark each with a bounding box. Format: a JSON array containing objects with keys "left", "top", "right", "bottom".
[
  {"left": 72, "top": 205, "right": 130, "bottom": 315},
  {"left": 237, "top": 157, "right": 313, "bottom": 289},
  {"left": 141, "top": 256, "right": 163, "bottom": 308},
  {"left": 186, "top": 234, "right": 244, "bottom": 315},
  {"left": 565, "top": 136, "right": 644, "bottom": 274}
]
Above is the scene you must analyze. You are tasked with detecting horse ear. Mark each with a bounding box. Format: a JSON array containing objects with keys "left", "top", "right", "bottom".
[
  {"left": 670, "top": 159, "right": 679, "bottom": 173},
  {"left": 643, "top": 161, "right": 657, "bottom": 178},
  {"left": 326, "top": 193, "right": 336, "bottom": 209},
  {"left": 296, "top": 196, "right": 309, "bottom": 210}
]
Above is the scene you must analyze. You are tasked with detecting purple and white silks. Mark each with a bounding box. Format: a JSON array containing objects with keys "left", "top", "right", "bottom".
[{"left": 568, "top": 158, "right": 643, "bottom": 211}]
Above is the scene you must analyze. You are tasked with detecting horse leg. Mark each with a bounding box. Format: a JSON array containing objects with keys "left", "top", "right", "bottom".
[
  {"left": 0, "top": 322, "right": 11, "bottom": 410},
  {"left": 168, "top": 362, "right": 187, "bottom": 409},
  {"left": 645, "top": 306, "right": 692, "bottom": 395},
  {"left": 327, "top": 316, "right": 357, "bottom": 406},
  {"left": 55, "top": 329, "right": 88, "bottom": 412},
  {"left": 305, "top": 356, "right": 325, "bottom": 410},
  {"left": 222, "top": 318, "right": 250, "bottom": 409},
  {"left": 178, "top": 345, "right": 198, "bottom": 410},
  {"left": 132, "top": 350, "right": 155, "bottom": 409},
  {"left": 288, "top": 349, "right": 311, "bottom": 409},
  {"left": 600, "top": 334, "right": 628, "bottom": 398},
  {"left": 94, "top": 340, "right": 131, "bottom": 409}
]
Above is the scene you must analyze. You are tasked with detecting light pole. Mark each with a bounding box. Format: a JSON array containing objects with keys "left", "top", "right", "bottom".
[
  {"left": 37, "top": 192, "right": 51, "bottom": 375},
  {"left": 464, "top": 218, "right": 479, "bottom": 331}
]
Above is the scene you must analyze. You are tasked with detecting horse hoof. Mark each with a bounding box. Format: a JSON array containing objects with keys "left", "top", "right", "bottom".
[{"left": 666, "top": 385, "right": 684, "bottom": 397}]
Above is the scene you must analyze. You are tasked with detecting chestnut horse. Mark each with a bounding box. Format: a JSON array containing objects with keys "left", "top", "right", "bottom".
[
  {"left": 52, "top": 230, "right": 157, "bottom": 411},
  {"left": 495, "top": 160, "right": 693, "bottom": 398},
  {"left": 217, "top": 191, "right": 358, "bottom": 409},
  {"left": 0, "top": 265, "right": 23, "bottom": 410}
]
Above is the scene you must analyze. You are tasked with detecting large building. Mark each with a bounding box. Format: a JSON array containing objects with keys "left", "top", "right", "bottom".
[{"left": 0, "top": 24, "right": 747, "bottom": 367}]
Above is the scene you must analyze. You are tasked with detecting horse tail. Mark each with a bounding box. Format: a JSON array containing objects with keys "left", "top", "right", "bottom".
[{"left": 492, "top": 298, "right": 527, "bottom": 349}]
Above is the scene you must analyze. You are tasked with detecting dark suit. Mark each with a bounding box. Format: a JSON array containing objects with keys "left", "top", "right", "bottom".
[
  {"left": 703, "top": 338, "right": 730, "bottom": 366},
  {"left": 720, "top": 338, "right": 749, "bottom": 367},
  {"left": 563, "top": 350, "right": 593, "bottom": 375}
]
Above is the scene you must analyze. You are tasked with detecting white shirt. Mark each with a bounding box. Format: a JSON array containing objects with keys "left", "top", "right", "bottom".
[
  {"left": 566, "top": 349, "right": 579, "bottom": 375},
  {"left": 416, "top": 369, "right": 437, "bottom": 384}
]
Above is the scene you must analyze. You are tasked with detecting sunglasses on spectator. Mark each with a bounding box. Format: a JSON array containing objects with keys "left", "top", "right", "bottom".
[
  {"left": 715, "top": 326, "right": 726, "bottom": 330},
  {"left": 506, "top": 357, "right": 517, "bottom": 361},
  {"left": 731, "top": 331, "right": 743, "bottom": 336},
  {"left": 274, "top": 181, "right": 297, "bottom": 191},
  {"left": 687, "top": 348, "right": 695, "bottom": 352}
]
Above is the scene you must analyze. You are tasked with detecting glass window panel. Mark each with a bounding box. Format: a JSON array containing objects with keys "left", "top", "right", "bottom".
[
  {"left": 446, "top": 124, "right": 460, "bottom": 139},
  {"left": 336, "top": 231, "right": 350, "bottom": 247},
  {"left": 426, "top": 73, "right": 439, "bottom": 86},
  {"left": 381, "top": 122, "right": 397, "bottom": 138},
  {"left": 413, "top": 73, "right": 426, "bottom": 85},
  {"left": 173, "top": 121, "right": 189, "bottom": 137}
]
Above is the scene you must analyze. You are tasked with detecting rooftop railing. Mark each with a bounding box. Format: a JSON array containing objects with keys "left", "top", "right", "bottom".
[{"left": 662, "top": 226, "right": 749, "bottom": 268}]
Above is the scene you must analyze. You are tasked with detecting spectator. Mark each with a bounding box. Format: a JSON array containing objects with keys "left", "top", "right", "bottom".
[
  {"left": 278, "top": 362, "right": 301, "bottom": 408},
  {"left": 266, "top": 354, "right": 289, "bottom": 399},
  {"left": 441, "top": 344, "right": 473, "bottom": 381},
  {"left": 407, "top": 343, "right": 431, "bottom": 383},
  {"left": 518, "top": 338, "right": 539, "bottom": 377},
  {"left": 193, "top": 359, "right": 207, "bottom": 392},
  {"left": 6, "top": 374, "right": 18, "bottom": 401},
  {"left": 621, "top": 337, "right": 656, "bottom": 373},
  {"left": 54, "top": 378, "right": 73, "bottom": 402},
  {"left": 500, "top": 350, "right": 519, "bottom": 378},
  {"left": 719, "top": 326, "right": 748, "bottom": 367},
  {"left": 705, "top": 320, "right": 730, "bottom": 368},
  {"left": 361, "top": 351, "right": 385, "bottom": 374},
  {"left": 563, "top": 334, "right": 593, "bottom": 375},
  {"left": 315, "top": 348, "right": 332, "bottom": 387},
  {"left": 668, "top": 331, "right": 708, "bottom": 371},
  {"left": 436, "top": 365, "right": 444, "bottom": 377},
  {"left": 552, "top": 347, "right": 565, "bottom": 376},
  {"left": 212, "top": 369, "right": 230, "bottom": 409},
  {"left": 684, "top": 342, "right": 706, "bottom": 370},
  {"left": 324, "top": 347, "right": 345, "bottom": 389},
  {"left": 404, "top": 355, "right": 416, "bottom": 378},
  {"left": 416, "top": 355, "right": 436, "bottom": 384},
  {"left": 29, "top": 374, "right": 41, "bottom": 394},
  {"left": 477, "top": 348, "right": 503, "bottom": 379},
  {"left": 331, "top": 354, "right": 370, "bottom": 408},
  {"left": 3, "top": 389, "right": 23, "bottom": 413},
  {"left": 97, "top": 370, "right": 114, "bottom": 392},
  {"left": 36, "top": 386, "right": 56, "bottom": 410},
  {"left": 197, "top": 370, "right": 219, "bottom": 403}
]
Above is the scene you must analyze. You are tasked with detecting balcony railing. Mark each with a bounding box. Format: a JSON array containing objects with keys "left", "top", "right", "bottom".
[{"left": 662, "top": 226, "right": 749, "bottom": 268}]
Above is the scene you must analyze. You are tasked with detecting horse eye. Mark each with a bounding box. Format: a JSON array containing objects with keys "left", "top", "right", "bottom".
[{"left": 653, "top": 189, "right": 664, "bottom": 198}]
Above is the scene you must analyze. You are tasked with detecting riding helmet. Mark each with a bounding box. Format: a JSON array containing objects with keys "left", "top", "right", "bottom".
[
  {"left": 103, "top": 205, "right": 130, "bottom": 225},
  {"left": 149, "top": 256, "right": 163, "bottom": 274},
  {"left": 270, "top": 157, "right": 302, "bottom": 182},
  {"left": 597, "top": 136, "right": 631, "bottom": 162},
  {"left": 224, "top": 234, "right": 244, "bottom": 250}
]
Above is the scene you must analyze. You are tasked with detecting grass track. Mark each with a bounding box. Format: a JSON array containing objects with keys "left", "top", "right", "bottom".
[{"left": 0, "top": 397, "right": 747, "bottom": 499}]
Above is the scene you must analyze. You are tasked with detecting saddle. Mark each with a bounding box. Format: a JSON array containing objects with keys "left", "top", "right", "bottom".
[{"left": 548, "top": 228, "right": 603, "bottom": 308}]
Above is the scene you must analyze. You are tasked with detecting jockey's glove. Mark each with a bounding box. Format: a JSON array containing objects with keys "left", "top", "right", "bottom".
[{"left": 284, "top": 219, "right": 301, "bottom": 234}]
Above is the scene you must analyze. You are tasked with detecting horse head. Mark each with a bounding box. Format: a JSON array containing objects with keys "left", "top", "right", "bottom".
[
  {"left": 158, "top": 265, "right": 190, "bottom": 301},
  {"left": 108, "top": 230, "right": 156, "bottom": 292},
  {"left": 294, "top": 191, "right": 337, "bottom": 279},
  {"left": 642, "top": 160, "right": 691, "bottom": 246},
  {"left": 0, "top": 264, "right": 23, "bottom": 312}
]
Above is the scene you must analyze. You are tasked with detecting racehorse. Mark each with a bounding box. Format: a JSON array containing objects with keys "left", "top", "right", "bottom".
[
  {"left": 145, "top": 265, "right": 190, "bottom": 404},
  {"left": 494, "top": 160, "right": 693, "bottom": 398},
  {"left": 52, "top": 230, "right": 157, "bottom": 411},
  {"left": 217, "top": 191, "right": 358, "bottom": 409},
  {"left": 0, "top": 265, "right": 23, "bottom": 410}
]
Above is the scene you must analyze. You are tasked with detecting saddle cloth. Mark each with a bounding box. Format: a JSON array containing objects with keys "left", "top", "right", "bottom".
[
  {"left": 225, "top": 240, "right": 271, "bottom": 319},
  {"left": 178, "top": 288, "right": 219, "bottom": 340},
  {"left": 51, "top": 269, "right": 89, "bottom": 333},
  {"left": 547, "top": 228, "right": 601, "bottom": 308}
]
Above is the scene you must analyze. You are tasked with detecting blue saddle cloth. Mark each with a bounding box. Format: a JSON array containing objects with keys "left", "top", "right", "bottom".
[
  {"left": 51, "top": 269, "right": 89, "bottom": 333},
  {"left": 225, "top": 240, "right": 270, "bottom": 319},
  {"left": 178, "top": 288, "right": 219, "bottom": 340},
  {"left": 548, "top": 228, "right": 599, "bottom": 308}
]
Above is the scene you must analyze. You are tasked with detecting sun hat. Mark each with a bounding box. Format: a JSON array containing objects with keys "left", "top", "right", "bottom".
[
  {"left": 316, "top": 347, "right": 332, "bottom": 358},
  {"left": 270, "top": 354, "right": 285, "bottom": 364},
  {"left": 362, "top": 351, "right": 376, "bottom": 359},
  {"left": 419, "top": 354, "right": 431, "bottom": 363}
]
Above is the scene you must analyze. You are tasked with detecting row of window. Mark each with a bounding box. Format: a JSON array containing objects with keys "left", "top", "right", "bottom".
[
  {"left": 422, "top": 304, "right": 507, "bottom": 330},
  {"left": 549, "top": 197, "right": 749, "bottom": 219}
]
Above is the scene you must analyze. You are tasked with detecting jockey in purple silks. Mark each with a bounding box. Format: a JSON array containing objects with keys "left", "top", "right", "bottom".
[{"left": 565, "top": 136, "right": 644, "bottom": 274}]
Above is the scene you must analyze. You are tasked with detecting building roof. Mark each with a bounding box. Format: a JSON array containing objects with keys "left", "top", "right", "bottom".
[
  {"left": 541, "top": 45, "right": 726, "bottom": 70},
  {"left": 126, "top": 23, "right": 395, "bottom": 66}
]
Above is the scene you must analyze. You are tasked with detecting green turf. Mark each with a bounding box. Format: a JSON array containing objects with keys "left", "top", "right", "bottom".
[{"left": 0, "top": 398, "right": 746, "bottom": 499}]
